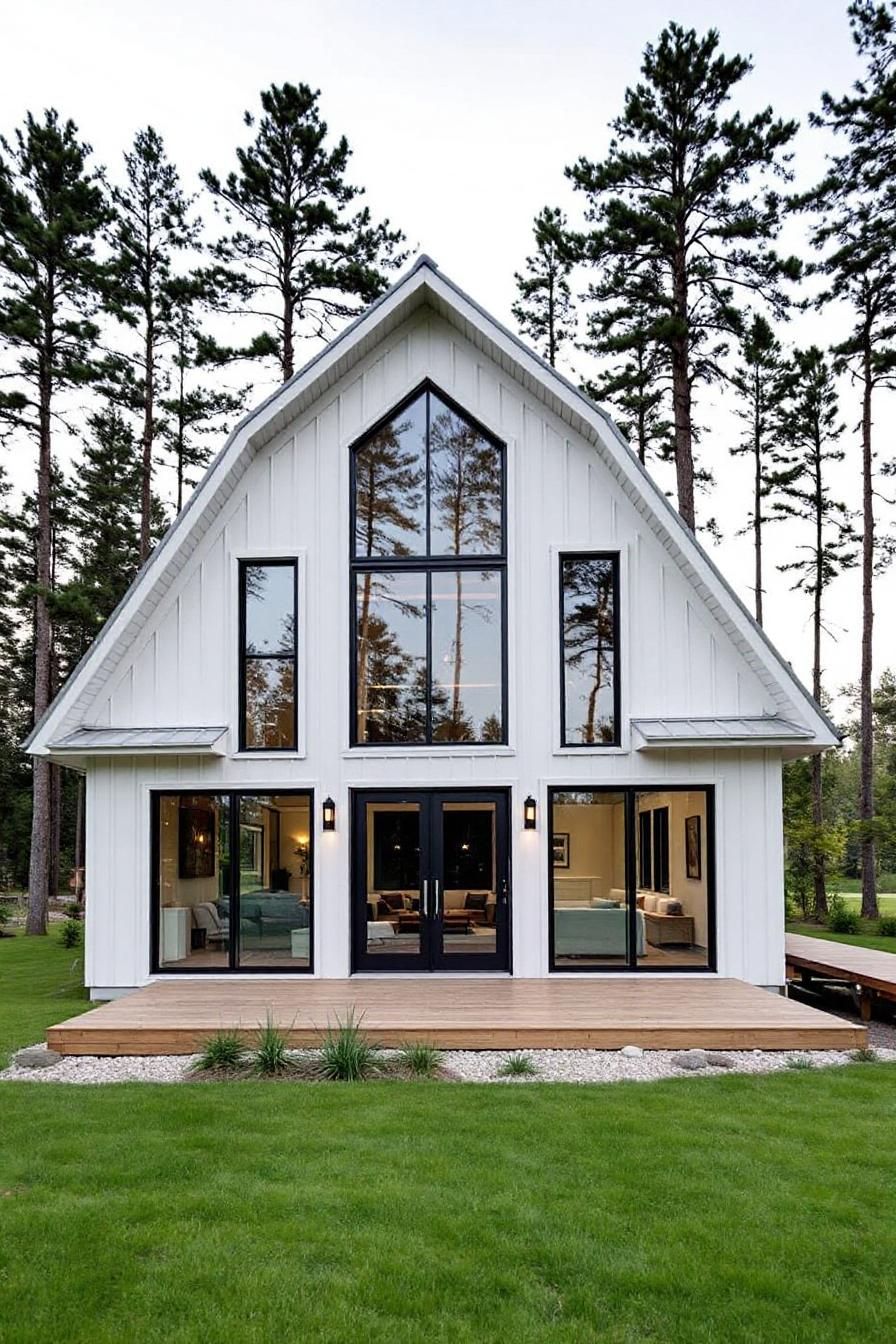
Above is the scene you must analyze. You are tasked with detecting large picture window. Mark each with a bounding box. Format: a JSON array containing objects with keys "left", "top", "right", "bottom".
[
  {"left": 351, "top": 384, "right": 506, "bottom": 746},
  {"left": 153, "top": 790, "right": 313, "bottom": 973},
  {"left": 239, "top": 560, "right": 297, "bottom": 751},
  {"left": 560, "top": 553, "right": 620, "bottom": 747},
  {"left": 549, "top": 786, "right": 714, "bottom": 972}
]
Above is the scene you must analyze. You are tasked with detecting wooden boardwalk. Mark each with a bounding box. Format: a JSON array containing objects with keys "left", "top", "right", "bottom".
[
  {"left": 47, "top": 975, "right": 864, "bottom": 1055},
  {"left": 786, "top": 932, "right": 896, "bottom": 1021}
]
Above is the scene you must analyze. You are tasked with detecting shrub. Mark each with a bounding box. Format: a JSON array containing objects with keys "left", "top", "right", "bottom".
[
  {"left": 193, "top": 1030, "right": 246, "bottom": 1073},
  {"left": 253, "top": 1015, "right": 292, "bottom": 1075},
  {"left": 318, "top": 1010, "right": 380, "bottom": 1081},
  {"left": 877, "top": 916, "right": 896, "bottom": 938},
  {"left": 397, "top": 1041, "right": 443, "bottom": 1078},
  {"left": 852, "top": 1047, "right": 878, "bottom": 1063},
  {"left": 63, "top": 902, "right": 83, "bottom": 921},
  {"left": 0, "top": 900, "right": 12, "bottom": 934},
  {"left": 785, "top": 1055, "right": 815, "bottom": 1070},
  {"left": 826, "top": 895, "right": 860, "bottom": 935},
  {"left": 59, "top": 919, "right": 81, "bottom": 949},
  {"left": 497, "top": 1053, "right": 538, "bottom": 1078}
]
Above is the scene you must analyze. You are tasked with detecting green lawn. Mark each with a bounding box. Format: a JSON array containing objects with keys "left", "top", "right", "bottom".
[
  {"left": 0, "top": 930, "right": 91, "bottom": 1065},
  {"left": 2, "top": 936, "right": 896, "bottom": 1342},
  {"left": 787, "top": 921, "right": 896, "bottom": 954}
]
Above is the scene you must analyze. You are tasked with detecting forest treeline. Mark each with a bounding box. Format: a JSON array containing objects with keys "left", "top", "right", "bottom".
[{"left": 0, "top": 4, "right": 894, "bottom": 932}]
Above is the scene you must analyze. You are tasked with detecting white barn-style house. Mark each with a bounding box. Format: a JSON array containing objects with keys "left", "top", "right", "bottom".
[{"left": 27, "top": 257, "right": 837, "bottom": 1000}]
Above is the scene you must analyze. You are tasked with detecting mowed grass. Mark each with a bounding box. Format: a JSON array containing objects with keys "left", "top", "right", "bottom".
[
  {"left": 0, "top": 929, "right": 90, "bottom": 1065},
  {"left": 787, "top": 893, "right": 896, "bottom": 952},
  {"left": 3, "top": 936, "right": 896, "bottom": 1342}
]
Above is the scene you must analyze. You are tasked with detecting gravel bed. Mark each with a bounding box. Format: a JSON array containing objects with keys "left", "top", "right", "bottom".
[{"left": 3, "top": 1042, "right": 895, "bottom": 1085}]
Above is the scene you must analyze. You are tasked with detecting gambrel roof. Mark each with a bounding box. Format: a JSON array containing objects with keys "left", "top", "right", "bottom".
[{"left": 25, "top": 255, "right": 839, "bottom": 759}]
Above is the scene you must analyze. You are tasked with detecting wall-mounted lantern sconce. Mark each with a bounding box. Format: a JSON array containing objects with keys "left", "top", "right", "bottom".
[
  {"left": 524, "top": 795, "right": 537, "bottom": 830},
  {"left": 322, "top": 796, "right": 336, "bottom": 832}
]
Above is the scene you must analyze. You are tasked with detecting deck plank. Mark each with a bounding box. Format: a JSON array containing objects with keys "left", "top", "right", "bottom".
[
  {"left": 46, "top": 977, "right": 864, "bottom": 1055},
  {"left": 786, "top": 933, "right": 896, "bottom": 996}
]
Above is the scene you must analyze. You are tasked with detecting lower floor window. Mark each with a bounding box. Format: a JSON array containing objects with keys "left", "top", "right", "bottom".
[
  {"left": 154, "top": 790, "right": 313, "bottom": 972},
  {"left": 549, "top": 787, "right": 713, "bottom": 971}
]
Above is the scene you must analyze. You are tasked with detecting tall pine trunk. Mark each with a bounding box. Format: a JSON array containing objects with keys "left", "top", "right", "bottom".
[
  {"left": 671, "top": 245, "right": 695, "bottom": 530},
  {"left": 753, "top": 368, "right": 763, "bottom": 626},
  {"left": 139, "top": 318, "right": 154, "bottom": 562},
  {"left": 26, "top": 370, "right": 53, "bottom": 936},
  {"left": 811, "top": 436, "right": 827, "bottom": 919},
  {"left": 859, "top": 339, "right": 877, "bottom": 919}
]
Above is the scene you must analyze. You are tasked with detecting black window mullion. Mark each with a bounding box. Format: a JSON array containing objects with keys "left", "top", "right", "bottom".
[
  {"left": 229, "top": 793, "right": 238, "bottom": 971},
  {"left": 625, "top": 790, "right": 637, "bottom": 969},
  {"left": 425, "top": 569, "right": 433, "bottom": 741},
  {"left": 425, "top": 388, "right": 432, "bottom": 556}
]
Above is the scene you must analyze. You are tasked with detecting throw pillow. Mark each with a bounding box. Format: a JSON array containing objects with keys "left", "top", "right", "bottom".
[
  {"left": 465, "top": 893, "right": 488, "bottom": 911},
  {"left": 643, "top": 894, "right": 659, "bottom": 913},
  {"left": 590, "top": 898, "right": 618, "bottom": 909},
  {"left": 658, "top": 898, "right": 683, "bottom": 915}
]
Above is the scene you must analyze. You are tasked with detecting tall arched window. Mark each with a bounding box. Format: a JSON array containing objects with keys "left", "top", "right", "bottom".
[{"left": 351, "top": 383, "right": 506, "bottom": 746}]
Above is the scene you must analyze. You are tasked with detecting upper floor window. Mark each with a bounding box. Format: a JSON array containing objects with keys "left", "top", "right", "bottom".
[
  {"left": 239, "top": 560, "right": 297, "bottom": 751},
  {"left": 351, "top": 385, "right": 506, "bottom": 746},
  {"left": 560, "top": 553, "right": 619, "bottom": 747}
]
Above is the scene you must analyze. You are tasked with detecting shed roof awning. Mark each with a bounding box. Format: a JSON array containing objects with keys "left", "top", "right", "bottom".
[
  {"left": 47, "top": 726, "right": 228, "bottom": 755},
  {"left": 632, "top": 716, "right": 814, "bottom": 750}
]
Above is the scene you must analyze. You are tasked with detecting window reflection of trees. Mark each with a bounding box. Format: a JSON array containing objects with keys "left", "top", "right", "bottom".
[
  {"left": 352, "top": 388, "right": 505, "bottom": 745},
  {"left": 562, "top": 557, "right": 616, "bottom": 744}
]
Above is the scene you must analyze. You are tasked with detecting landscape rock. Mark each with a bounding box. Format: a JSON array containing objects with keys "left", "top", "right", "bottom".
[
  {"left": 620, "top": 1045, "right": 644, "bottom": 1057},
  {"left": 707, "top": 1053, "right": 737, "bottom": 1069},
  {"left": 673, "top": 1049, "right": 709, "bottom": 1071},
  {"left": 13, "top": 1047, "right": 62, "bottom": 1069}
]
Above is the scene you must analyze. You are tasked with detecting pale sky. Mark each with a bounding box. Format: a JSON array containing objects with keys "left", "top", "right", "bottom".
[{"left": 2, "top": 0, "right": 894, "bottom": 722}]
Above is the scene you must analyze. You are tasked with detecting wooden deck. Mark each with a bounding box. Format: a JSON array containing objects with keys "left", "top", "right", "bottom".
[
  {"left": 47, "top": 976, "right": 865, "bottom": 1055},
  {"left": 787, "top": 932, "right": 896, "bottom": 1021}
]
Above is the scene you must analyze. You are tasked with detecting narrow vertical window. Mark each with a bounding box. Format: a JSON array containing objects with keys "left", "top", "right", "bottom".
[
  {"left": 560, "top": 553, "right": 619, "bottom": 746},
  {"left": 240, "top": 560, "right": 297, "bottom": 751}
]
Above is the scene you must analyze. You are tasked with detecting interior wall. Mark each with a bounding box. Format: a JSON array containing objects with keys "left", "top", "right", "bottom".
[
  {"left": 158, "top": 794, "right": 221, "bottom": 910},
  {"left": 637, "top": 791, "right": 709, "bottom": 948},
  {"left": 552, "top": 800, "right": 625, "bottom": 902}
]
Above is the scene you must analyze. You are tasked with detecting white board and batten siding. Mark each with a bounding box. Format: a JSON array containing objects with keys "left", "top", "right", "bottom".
[{"left": 78, "top": 303, "right": 794, "bottom": 992}]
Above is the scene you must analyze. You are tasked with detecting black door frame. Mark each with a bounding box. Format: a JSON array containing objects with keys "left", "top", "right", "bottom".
[{"left": 351, "top": 787, "right": 511, "bottom": 973}]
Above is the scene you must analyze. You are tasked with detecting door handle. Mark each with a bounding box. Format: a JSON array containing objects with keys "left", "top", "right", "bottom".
[
  {"left": 433, "top": 879, "right": 441, "bottom": 918},
  {"left": 422, "top": 879, "right": 429, "bottom": 917},
  {"left": 499, "top": 879, "right": 509, "bottom": 906}
]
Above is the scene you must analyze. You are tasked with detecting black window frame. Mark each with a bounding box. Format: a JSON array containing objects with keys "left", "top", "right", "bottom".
[
  {"left": 150, "top": 788, "right": 314, "bottom": 975},
  {"left": 349, "top": 381, "right": 508, "bottom": 748},
  {"left": 238, "top": 557, "right": 299, "bottom": 753},
  {"left": 547, "top": 784, "right": 716, "bottom": 974},
  {"left": 558, "top": 551, "right": 621, "bottom": 749}
]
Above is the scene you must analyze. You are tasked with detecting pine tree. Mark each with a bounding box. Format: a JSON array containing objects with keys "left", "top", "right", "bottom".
[
  {"left": 567, "top": 22, "right": 799, "bottom": 530},
  {"left": 580, "top": 274, "right": 672, "bottom": 468},
  {"left": 773, "top": 347, "right": 857, "bottom": 918},
  {"left": 55, "top": 407, "right": 143, "bottom": 667},
  {"left": 159, "top": 277, "right": 248, "bottom": 511},
  {"left": 109, "top": 126, "right": 200, "bottom": 561},
  {"left": 0, "top": 110, "right": 111, "bottom": 934},
  {"left": 807, "top": 3, "right": 896, "bottom": 919},
  {"left": 511, "top": 207, "right": 574, "bottom": 367},
  {"left": 729, "top": 315, "right": 788, "bottom": 625},
  {"left": 200, "top": 82, "right": 407, "bottom": 383}
]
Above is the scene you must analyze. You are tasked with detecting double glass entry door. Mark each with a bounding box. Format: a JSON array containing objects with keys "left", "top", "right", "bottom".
[{"left": 352, "top": 790, "right": 510, "bottom": 971}]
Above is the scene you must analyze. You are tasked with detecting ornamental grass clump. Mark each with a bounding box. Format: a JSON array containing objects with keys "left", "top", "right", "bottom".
[
  {"left": 396, "top": 1041, "right": 443, "bottom": 1078},
  {"left": 193, "top": 1030, "right": 246, "bottom": 1074},
  {"left": 497, "top": 1053, "right": 538, "bottom": 1078},
  {"left": 318, "top": 1010, "right": 381, "bottom": 1081},
  {"left": 253, "top": 1016, "right": 293, "bottom": 1075}
]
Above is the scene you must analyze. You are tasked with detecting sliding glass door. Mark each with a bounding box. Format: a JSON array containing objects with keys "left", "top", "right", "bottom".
[
  {"left": 548, "top": 786, "right": 714, "bottom": 972},
  {"left": 352, "top": 790, "right": 510, "bottom": 972},
  {"left": 152, "top": 790, "right": 313, "bottom": 973}
]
